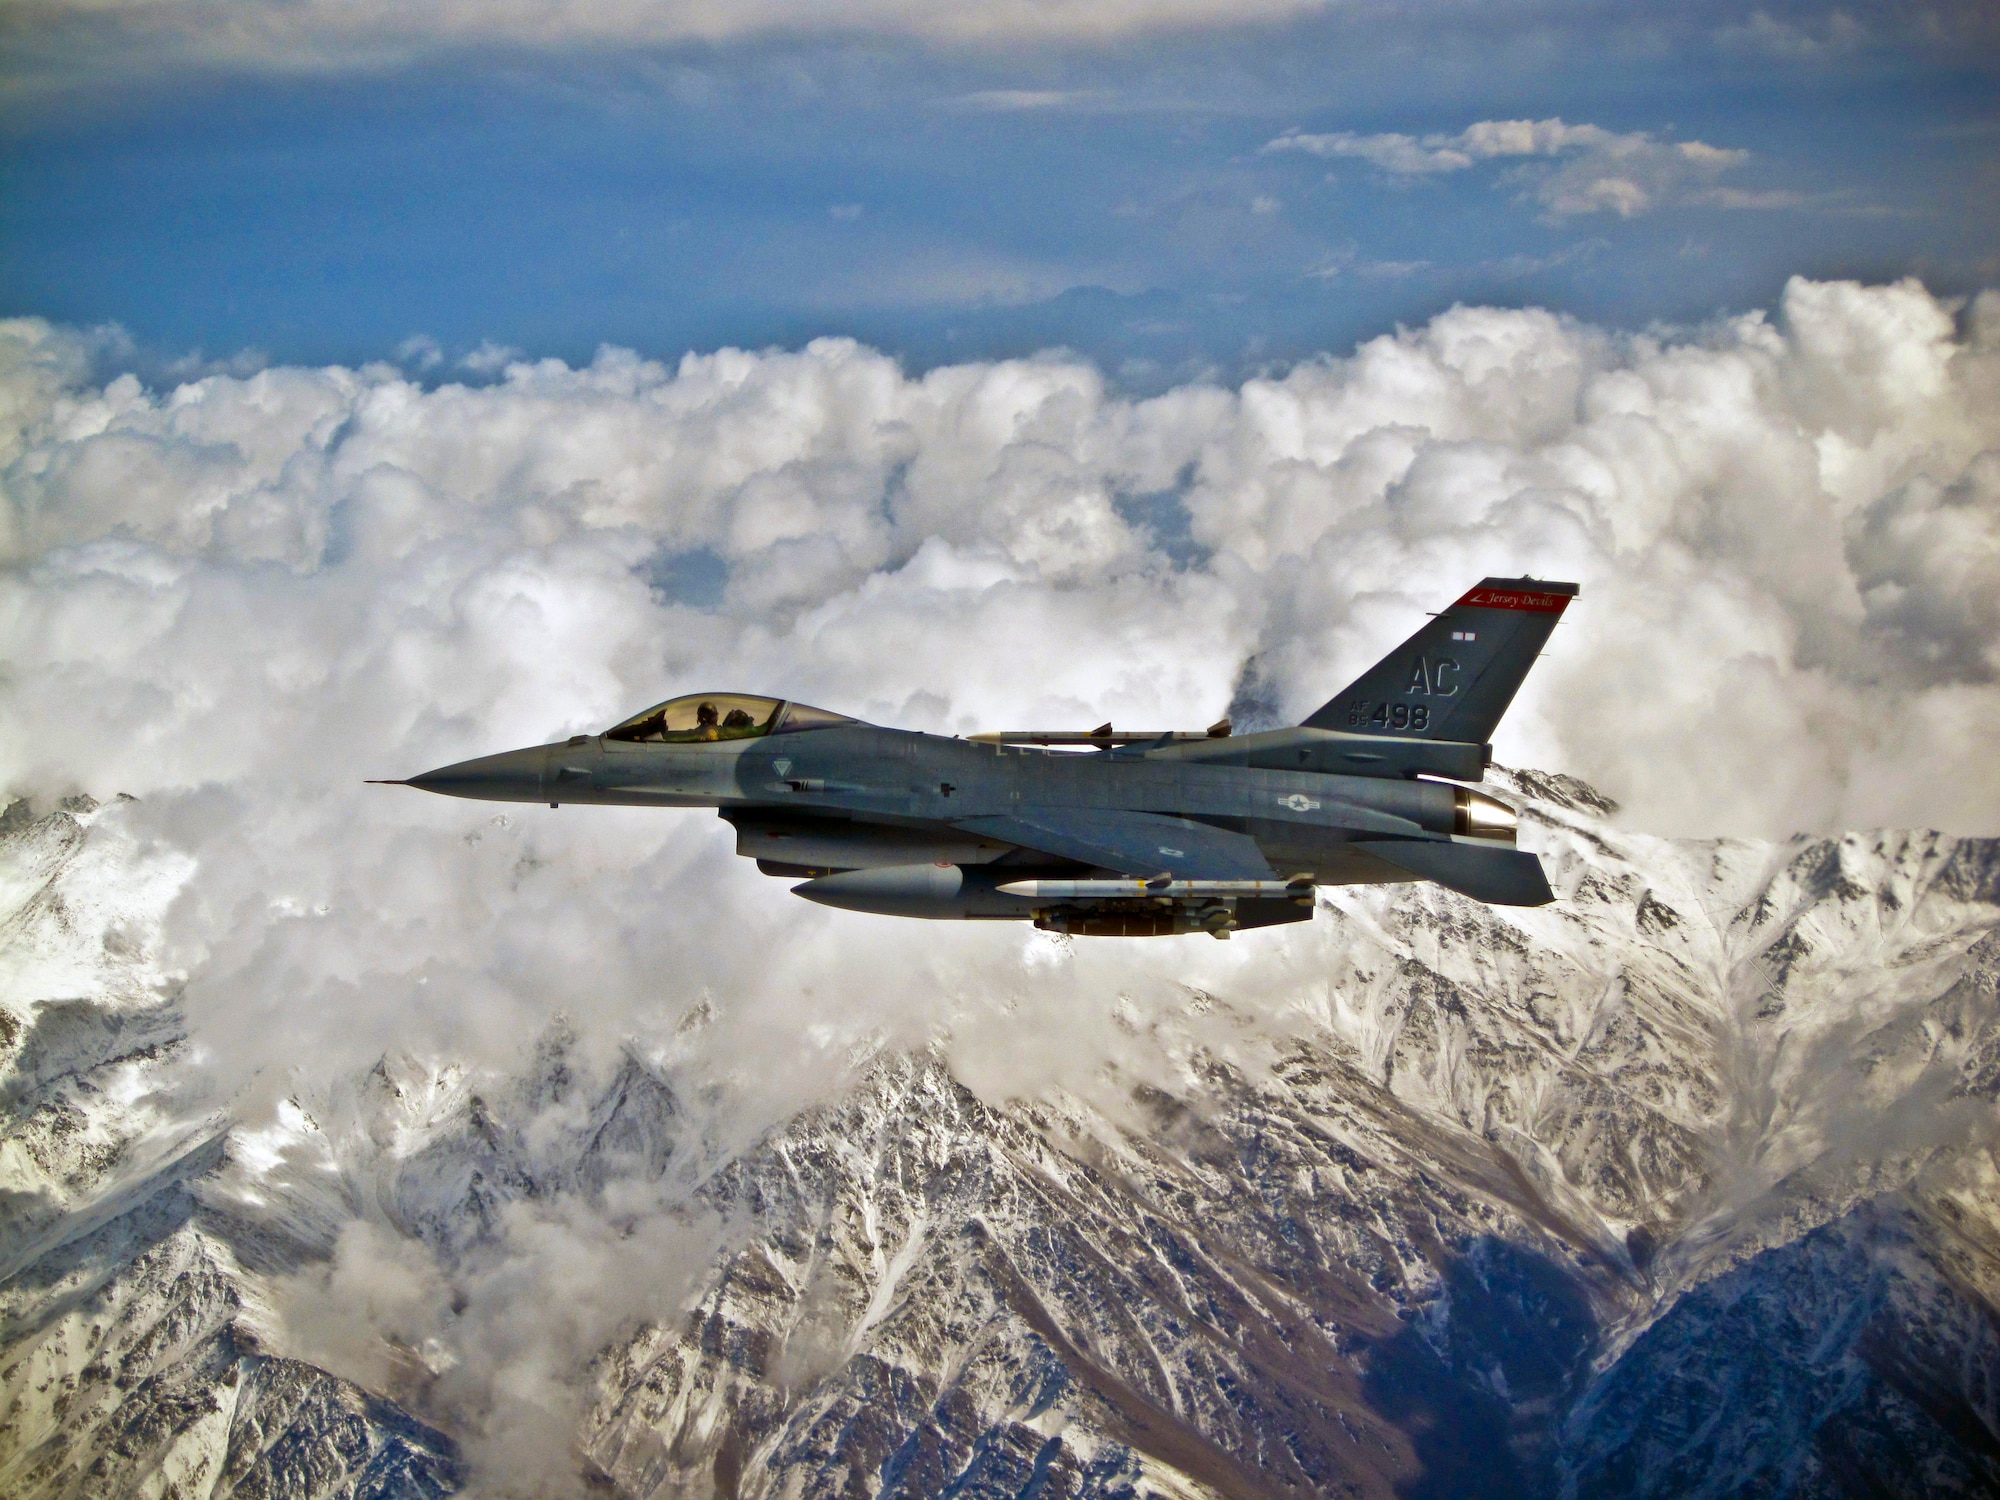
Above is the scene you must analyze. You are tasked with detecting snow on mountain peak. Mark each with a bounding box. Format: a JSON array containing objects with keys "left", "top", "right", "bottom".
[{"left": 4, "top": 777, "right": 2000, "bottom": 1498}]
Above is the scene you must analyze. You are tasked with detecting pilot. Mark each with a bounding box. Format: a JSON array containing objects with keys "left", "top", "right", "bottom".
[
  {"left": 695, "top": 701, "right": 721, "bottom": 741},
  {"left": 722, "top": 707, "right": 755, "bottom": 732}
]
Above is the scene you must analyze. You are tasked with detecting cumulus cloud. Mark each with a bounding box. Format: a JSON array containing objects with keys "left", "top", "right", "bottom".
[
  {"left": 1265, "top": 117, "right": 1784, "bottom": 217},
  {"left": 11, "top": 0, "right": 1995, "bottom": 88},
  {"left": 6, "top": 280, "right": 2000, "bottom": 826},
  {"left": 5, "top": 274, "right": 1999, "bottom": 1083},
  {"left": 7, "top": 0, "right": 1330, "bottom": 81},
  {"left": 1306, "top": 241, "right": 1434, "bottom": 281},
  {"left": 1717, "top": 6, "right": 1871, "bottom": 60},
  {"left": 270, "top": 1184, "right": 725, "bottom": 1490},
  {"left": 396, "top": 335, "right": 444, "bottom": 371},
  {"left": 4, "top": 278, "right": 2000, "bottom": 1488},
  {"left": 948, "top": 88, "right": 1099, "bottom": 110},
  {"left": 7, "top": 0, "right": 1995, "bottom": 116}
]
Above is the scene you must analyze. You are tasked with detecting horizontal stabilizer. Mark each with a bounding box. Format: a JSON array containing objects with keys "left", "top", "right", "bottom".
[
  {"left": 955, "top": 807, "right": 1276, "bottom": 880},
  {"left": 1351, "top": 839, "right": 1555, "bottom": 907}
]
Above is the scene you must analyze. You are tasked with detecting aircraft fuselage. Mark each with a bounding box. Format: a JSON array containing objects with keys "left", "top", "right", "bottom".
[{"left": 384, "top": 576, "right": 1578, "bottom": 935}]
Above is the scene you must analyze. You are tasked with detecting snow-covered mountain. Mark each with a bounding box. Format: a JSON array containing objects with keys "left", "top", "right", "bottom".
[{"left": 4, "top": 773, "right": 2000, "bottom": 1499}]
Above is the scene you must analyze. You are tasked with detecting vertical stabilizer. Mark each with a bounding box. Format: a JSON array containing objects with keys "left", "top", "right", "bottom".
[{"left": 1301, "top": 578, "right": 1578, "bottom": 744}]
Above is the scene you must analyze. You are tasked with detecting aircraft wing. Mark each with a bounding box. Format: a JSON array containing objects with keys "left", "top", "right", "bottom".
[
  {"left": 1350, "top": 839, "right": 1555, "bottom": 906},
  {"left": 953, "top": 807, "right": 1277, "bottom": 880}
]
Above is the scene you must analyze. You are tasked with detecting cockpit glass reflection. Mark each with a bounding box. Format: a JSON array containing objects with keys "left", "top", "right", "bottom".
[
  {"left": 604, "top": 695, "right": 855, "bottom": 743},
  {"left": 606, "top": 694, "right": 783, "bottom": 743},
  {"left": 772, "top": 702, "right": 854, "bottom": 733}
]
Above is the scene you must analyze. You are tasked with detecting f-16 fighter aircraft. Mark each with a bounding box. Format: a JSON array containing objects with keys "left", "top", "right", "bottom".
[{"left": 375, "top": 577, "right": 1576, "bottom": 938}]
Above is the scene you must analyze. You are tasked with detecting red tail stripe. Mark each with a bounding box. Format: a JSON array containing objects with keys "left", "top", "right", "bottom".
[{"left": 1454, "top": 587, "right": 1572, "bottom": 614}]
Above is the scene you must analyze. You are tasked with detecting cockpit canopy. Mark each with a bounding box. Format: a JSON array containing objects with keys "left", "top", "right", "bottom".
[{"left": 604, "top": 693, "right": 854, "bottom": 744}]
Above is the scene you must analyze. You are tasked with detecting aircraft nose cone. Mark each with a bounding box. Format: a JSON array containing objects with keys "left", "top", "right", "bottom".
[{"left": 405, "top": 746, "right": 551, "bottom": 803}]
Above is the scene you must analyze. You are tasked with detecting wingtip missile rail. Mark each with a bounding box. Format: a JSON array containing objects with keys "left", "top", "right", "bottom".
[
  {"left": 967, "top": 718, "right": 1232, "bottom": 747},
  {"left": 997, "top": 874, "right": 1315, "bottom": 903}
]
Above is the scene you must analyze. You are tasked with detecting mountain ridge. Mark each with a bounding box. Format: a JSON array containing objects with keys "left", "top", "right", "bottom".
[{"left": 3, "top": 775, "right": 2000, "bottom": 1497}]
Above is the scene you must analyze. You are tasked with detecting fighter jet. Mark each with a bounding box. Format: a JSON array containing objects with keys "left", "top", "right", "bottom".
[{"left": 375, "top": 577, "right": 1576, "bottom": 938}]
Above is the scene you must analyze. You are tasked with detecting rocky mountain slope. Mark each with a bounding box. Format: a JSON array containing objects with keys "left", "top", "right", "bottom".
[{"left": 4, "top": 775, "right": 2000, "bottom": 1498}]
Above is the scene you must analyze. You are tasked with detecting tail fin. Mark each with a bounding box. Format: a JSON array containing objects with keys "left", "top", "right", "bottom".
[{"left": 1302, "top": 577, "right": 1578, "bottom": 745}]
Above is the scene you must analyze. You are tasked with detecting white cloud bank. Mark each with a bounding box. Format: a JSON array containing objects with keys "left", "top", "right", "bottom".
[
  {"left": 7, "top": 0, "right": 1332, "bottom": 79},
  {"left": 2, "top": 276, "right": 1999, "bottom": 1087},
  {"left": 11, "top": 0, "right": 1996, "bottom": 85},
  {"left": 1265, "top": 117, "right": 1791, "bottom": 217},
  {"left": 4, "top": 275, "right": 1998, "bottom": 1488},
  {"left": 5, "top": 279, "right": 2000, "bottom": 832}
]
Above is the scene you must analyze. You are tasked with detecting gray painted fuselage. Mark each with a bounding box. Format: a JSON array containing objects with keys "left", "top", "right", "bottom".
[
  {"left": 391, "top": 576, "right": 1578, "bottom": 931},
  {"left": 412, "top": 723, "right": 1466, "bottom": 902}
]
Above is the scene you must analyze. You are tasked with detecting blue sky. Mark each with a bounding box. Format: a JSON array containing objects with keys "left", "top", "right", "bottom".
[{"left": 3, "top": 1, "right": 1996, "bottom": 383}]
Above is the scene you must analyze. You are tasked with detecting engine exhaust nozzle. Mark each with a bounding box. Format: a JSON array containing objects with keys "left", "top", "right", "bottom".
[{"left": 1453, "top": 788, "right": 1518, "bottom": 844}]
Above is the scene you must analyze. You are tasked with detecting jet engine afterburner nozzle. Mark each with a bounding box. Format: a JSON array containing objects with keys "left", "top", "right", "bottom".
[{"left": 1453, "top": 788, "right": 1519, "bottom": 844}]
